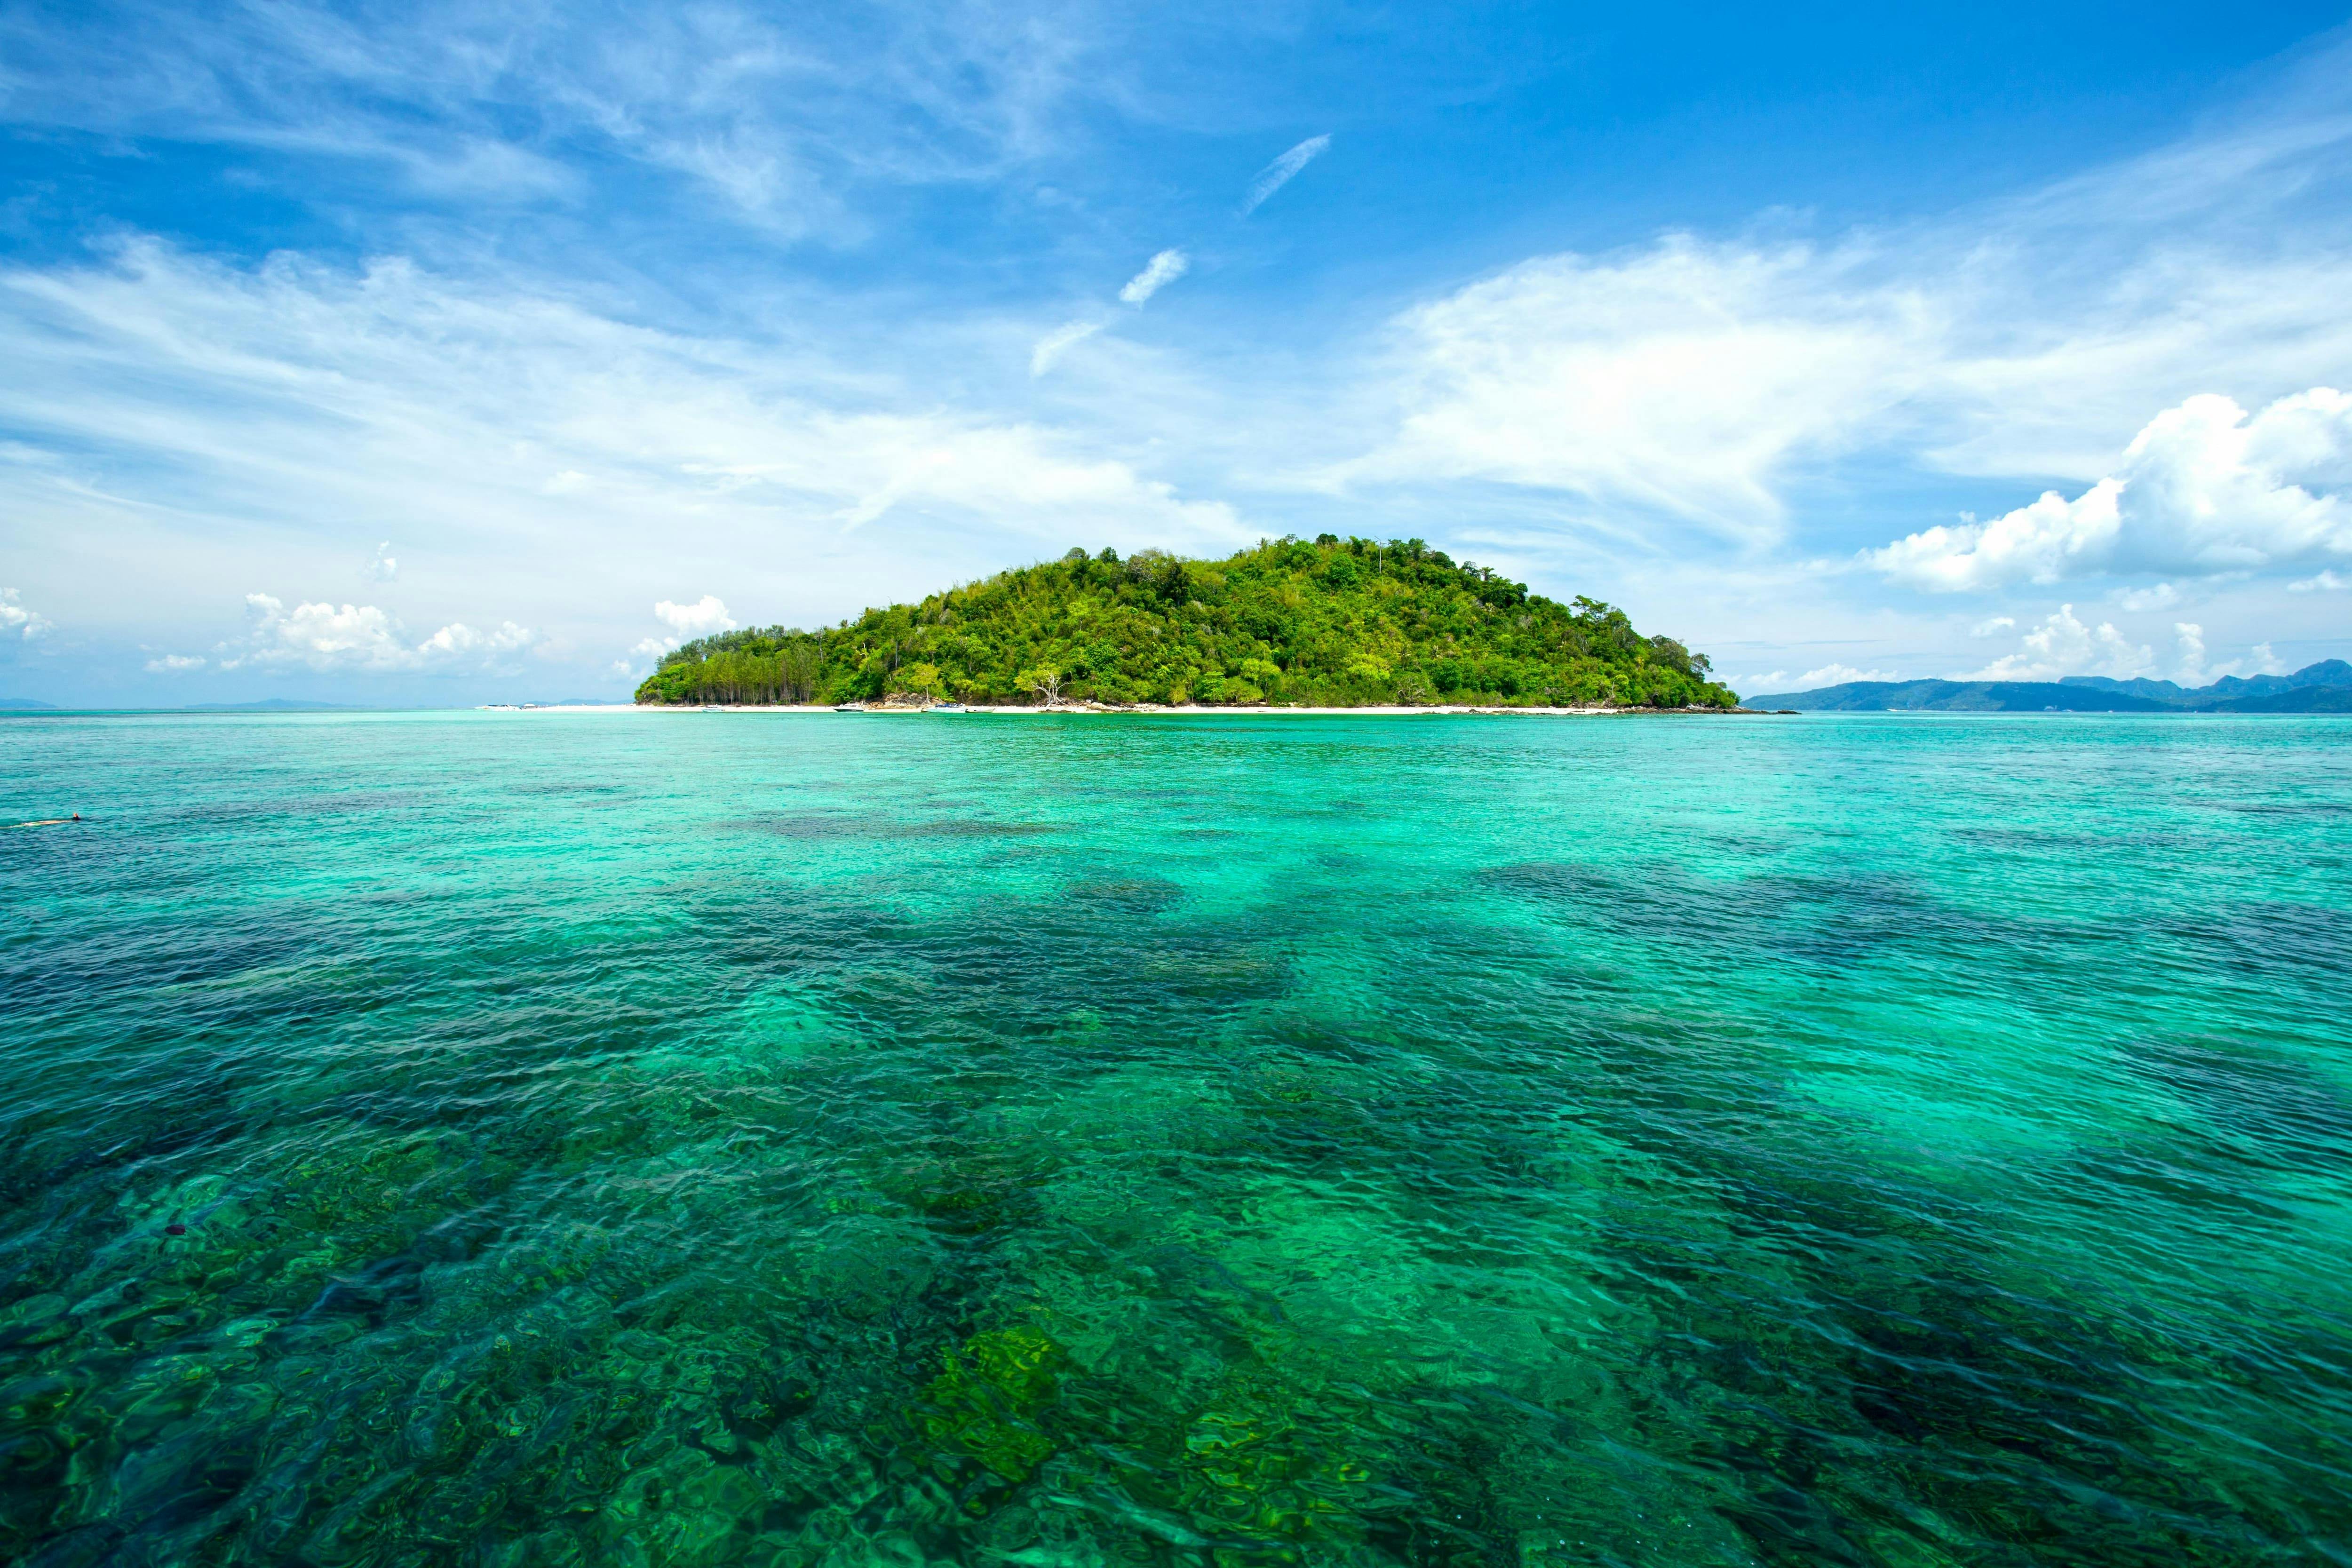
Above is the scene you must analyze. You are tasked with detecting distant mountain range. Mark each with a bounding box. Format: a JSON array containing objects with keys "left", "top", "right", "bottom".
[
  {"left": 0, "top": 698, "right": 57, "bottom": 710},
  {"left": 1748, "top": 659, "right": 2352, "bottom": 712}
]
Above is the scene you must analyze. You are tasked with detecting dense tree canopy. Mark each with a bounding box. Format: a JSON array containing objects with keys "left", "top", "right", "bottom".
[{"left": 635, "top": 537, "right": 1737, "bottom": 709}]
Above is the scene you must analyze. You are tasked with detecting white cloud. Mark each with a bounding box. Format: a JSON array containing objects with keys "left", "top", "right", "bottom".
[
  {"left": 366, "top": 540, "right": 397, "bottom": 581},
  {"left": 1344, "top": 237, "right": 1937, "bottom": 539},
  {"left": 0, "top": 239, "right": 1249, "bottom": 675},
  {"left": 752, "top": 417, "right": 1240, "bottom": 537},
  {"left": 1733, "top": 662, "right": 1906, "bottom": 693},
  {"left": 145, "top": 653, "right": 205, "bottom": 672},
  {"left": 1796, "top": 662, "right": 1901, "bottom": 688},
  {"left": 628, "top": 595, "right": 736, "bottom": 667},
  {"left": 1033, "top": 248, "right": 1193, "bottom": 377},
  {"left": 212, "top": 592, "right": 536, "bottom": 672},
  {"left": 1952, "top": 604, "right": 2153, "bottom": 681},
  {"left": 2290, "top": 569, "right": 2348, "bottom": 591},
  {"left": 1868, "top": 389, "right": 2352, "bottom": 589},
  {"left": 1330, "top": 80, "right": 2352, "bottom": 565},
  {"left": 2112, "top": 582, "right": 2177, "bottom": 611},
  {"left": 0, "top": 1, "right": 1102, "bottom": 233},
  {"left": 2173, "top": 621, "right": 2212, "bottom": 684},
  {"left": 653, "top": 595, "right": 736, "bottom": 637},
  {"left": 2175, "top": 623, "right": 2291, "bottom": 684},
  {"left": 1117, "top": 249, "right": 1189, "bottom": 307},
  {"left": 0, "top": 588, "right": 50, "bottom": 640},
  {"left": 417, "top": 619, "right": 536, "bottom": 657},
  {"left": 1970, "top": 615, "right": 2015, "bottom": 636},
  {"left": 1240, "top": 135, "right": 1330, "bottom": 216},
  {"left": 1029, "top": 317, "right": 1103, "bottom": 376}
]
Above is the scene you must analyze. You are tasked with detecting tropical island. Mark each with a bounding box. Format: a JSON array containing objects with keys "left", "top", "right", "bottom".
[{"left": 634, "top": 537, "right": 1739, "bottom": 710}]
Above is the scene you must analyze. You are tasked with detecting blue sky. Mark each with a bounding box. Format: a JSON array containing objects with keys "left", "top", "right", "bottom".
[{"left": 3, "top": 0, "right": 2350, "bottom": 703}]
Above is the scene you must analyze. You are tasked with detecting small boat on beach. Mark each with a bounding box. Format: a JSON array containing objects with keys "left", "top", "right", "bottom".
[{"left": 833, "top": 702, "right": 866, "bottom": 713}]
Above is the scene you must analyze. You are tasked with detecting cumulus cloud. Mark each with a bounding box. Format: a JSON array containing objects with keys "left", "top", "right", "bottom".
[
  {"left": 0, "top": 588, "right": 50, "bottom": 640},
  {"left": 2173, "top": 621, "right": 2213, "bottom": 684},
  {"left": 1869, "top": 389, "right": 2352, "bottom": 590},
  {"left": 144, "top": 653, "right": 205, "bottom": 672},
  {"left": 629, "top": 596, "right": 737, "bottom": 665},
  {"left": 2172, "top": 622, "right": 2288, "bottom": 684},
  {"left": 654, "top": 596, "right": 736, "bottom": 637},
  {"left": 1241, "top": 135, "right": 1330, "bottom": 216},
  {"left": 1952, "top": 604, "right": 2153, "bottom": 681},
  {"left": 1970, "top": 615, "right": 2016, "bottom": 636},
  {"left": 2290, "top": 569, "right": 2348, "bottom": 592},
  {"left": 366, "top": 541, "right": 398, "bottom": 582},
  {"left": 207, "top": 593, "right": 535, "bottom": 672},
  {"left": 1117, "top": 249, "right": 1189, "bottom": 306}
]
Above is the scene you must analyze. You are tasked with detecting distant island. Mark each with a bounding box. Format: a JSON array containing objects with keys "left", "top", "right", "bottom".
[
  {"left": 1751, "top": 660, "right": 2352, "bottom": 713},
  {"left": 635, "top": 538, "right": 1739, "bottom": 710}
]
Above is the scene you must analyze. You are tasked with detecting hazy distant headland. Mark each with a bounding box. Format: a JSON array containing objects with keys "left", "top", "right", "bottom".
[
  {"left": 635, "top": 538, "right": 1739, "bottom": 710},
  {"left": 1752, "top": 661, "right": 2352, "bottom": 713}
]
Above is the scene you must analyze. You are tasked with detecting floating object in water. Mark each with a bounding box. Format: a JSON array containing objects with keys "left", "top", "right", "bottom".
[{"left": 7, "top": 813, "right": 79, "bottom": 828}]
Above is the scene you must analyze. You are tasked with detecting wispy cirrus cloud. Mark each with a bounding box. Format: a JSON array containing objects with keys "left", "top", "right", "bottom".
[
  {"left": 1339, "top": 236, "right": 1935, "bottom": 541},
  {"left": 1030, "top": 247, "right": 1190, "bottom": 375},
  {"left": 0, "top": 236, "right": 1246, "bottom": 678},
  {"left": 0, "top": 0, "right": 1109, "bottom": 230},
  {"left": 1118, "top": 248, "right": 1188, "bottom": 305},
  {"left": 1028, "top": 317, "right": 1103, "bottom": 376},
  {"left": 1240, "top": 134, "right": 1330, "bottom": 215}
]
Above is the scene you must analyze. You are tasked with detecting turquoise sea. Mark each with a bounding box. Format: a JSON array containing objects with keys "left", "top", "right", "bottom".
[{"left": 3, "top": 709, "right": 2349, "bottom": 1568}]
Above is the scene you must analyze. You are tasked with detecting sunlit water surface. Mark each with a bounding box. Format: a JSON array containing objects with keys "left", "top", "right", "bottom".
[{"left": 3, "top": 710, "right": 2348, "bottom": 1567}]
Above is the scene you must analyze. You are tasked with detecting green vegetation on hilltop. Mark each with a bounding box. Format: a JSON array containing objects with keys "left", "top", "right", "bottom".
[{"left": 635, "top": 537, "right": 1737, "bottom": 708}]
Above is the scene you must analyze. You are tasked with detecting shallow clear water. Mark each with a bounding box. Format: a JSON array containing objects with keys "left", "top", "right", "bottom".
[{"left": 3, "top": 709, "right": 2349, "bottom": 1568}]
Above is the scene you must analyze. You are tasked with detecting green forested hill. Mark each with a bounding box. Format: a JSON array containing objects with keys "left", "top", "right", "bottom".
[{"left": 634, "top": 537, "right": 1738, "bottom": 709}]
